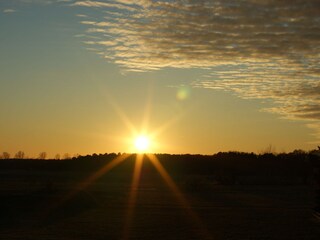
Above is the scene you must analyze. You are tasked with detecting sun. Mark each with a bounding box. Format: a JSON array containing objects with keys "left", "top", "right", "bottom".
[{"left": 134, "top": 135, "right": 150, "bottom": 152}]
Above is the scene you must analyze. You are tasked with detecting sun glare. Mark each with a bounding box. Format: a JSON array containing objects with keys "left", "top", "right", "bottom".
[{"left": 134, "top": 136, "right": 150, "bottom": 152}]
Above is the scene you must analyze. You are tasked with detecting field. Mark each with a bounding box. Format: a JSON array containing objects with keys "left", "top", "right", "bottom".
[{"left": 0, "top": 157, "right": 319, "bottom": 240}]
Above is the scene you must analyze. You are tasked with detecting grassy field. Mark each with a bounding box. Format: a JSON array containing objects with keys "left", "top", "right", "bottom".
[{"left": 0, "top": 163, "right": 319, "bottom": 240}]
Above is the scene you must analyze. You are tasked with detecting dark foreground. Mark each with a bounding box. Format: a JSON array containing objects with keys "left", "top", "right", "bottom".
[{"left": 0, "top": 157, "right": 319, "bottom": 239}]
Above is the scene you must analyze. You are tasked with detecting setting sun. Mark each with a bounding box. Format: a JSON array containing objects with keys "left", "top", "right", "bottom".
[{"left": 134, "top": 136, "right": 150, "bottom": 152}]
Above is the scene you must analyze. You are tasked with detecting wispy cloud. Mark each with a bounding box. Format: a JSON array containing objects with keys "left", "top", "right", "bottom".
[
  {"left": 76, "top": 14, "right": 88, "bottom": 18},
  {"left": 12, "top": 0, "right": 72, "bottom": 5},
  {"left": 73, "top": 0, "right": 319, "bottom": 70},
  {"left": 1, "top": 0, "right": 73, "bottom": 9},
  {"left": 192, "top": 64, "right": 320, "bottom": 140},
  {"left": 3, "top": 9, "right": 17, "bottom": 13},
  {"left": 19, "top": 0, "right": 55, "bottom": 4},
  {"left": 73, "top": 0, "right": 320, "bottom": 142},
  {"left": 71, "top": 1, "right": 137, "bottom": 11}
]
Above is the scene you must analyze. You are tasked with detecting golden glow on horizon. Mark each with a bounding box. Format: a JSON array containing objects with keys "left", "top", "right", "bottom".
[{"left": 100, "top": 81, "right": 186, "bottom": 154}]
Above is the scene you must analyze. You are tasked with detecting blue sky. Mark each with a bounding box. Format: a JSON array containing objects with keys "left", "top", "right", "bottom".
[{"left": 0, "top": 0, "right": 319, "bottom": 158}]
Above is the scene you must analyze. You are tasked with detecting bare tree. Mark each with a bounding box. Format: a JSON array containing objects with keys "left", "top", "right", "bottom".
[
  {"left": 38, "top": 152, "right": 47, "bottom": 159},
  {"left": 261, "top": 144, "right": 276, "bottom": 154},
  {"left": 2, "top": 152, "right": 10, "bottom": 159},
  {"left": 15, "top": 151, "right": 25, "bottom": 159},
  {"left": 55, "top": 154, "right": 60, "bottom": 160}
]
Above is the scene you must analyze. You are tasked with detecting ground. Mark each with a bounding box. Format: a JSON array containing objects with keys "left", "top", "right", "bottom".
[{"left": 0, "top": 169, "right": 319, "bottom": 240}]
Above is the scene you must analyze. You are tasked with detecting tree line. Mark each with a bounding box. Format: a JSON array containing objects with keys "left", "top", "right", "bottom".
[
  {"left": 0, "top": 148, "right": 319, "bottom": 177},
  {"left": 0, "top": 151, "right": 75, "bottom": 160}
]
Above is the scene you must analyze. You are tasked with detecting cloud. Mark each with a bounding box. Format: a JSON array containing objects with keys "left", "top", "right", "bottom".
[
  {"left": 74, "top": 0, "right": 320, "bottom": 142},
  {"left": 2, "top": 0, "right": 73, "bottom": 7},
  {"left": 74, "top": 0, "right": 319, "bottom": 71},
  {"left": 19, "top": 0, "right": 55, "bottom": 4},
  {"left": 76, "top": 14, "right": 88, "bottom": 18},
  {"left": 3, "top": 9, "right": 17, "bottom": 13},
  {"left": 192, "top": 64, "right": 320, "bottom": 121},
  {"left": 71, "top": 1, "right": 137, "bottom": 11},
  {"left": 12, "top": 0, "right": 72, "bottom": 4}
]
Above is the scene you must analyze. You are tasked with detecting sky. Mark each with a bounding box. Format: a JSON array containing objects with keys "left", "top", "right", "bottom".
[{"left": 0, "top": 0, "right": 319, "bottom": 158}]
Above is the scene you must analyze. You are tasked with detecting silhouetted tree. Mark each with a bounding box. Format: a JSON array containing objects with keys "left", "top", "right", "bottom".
[
  {"left": 261, "top": 144, "right": 276, "bottom": 154},
  {"left": 63, "top": 153, "right": 71, "bottom": 159},
  {"left": 55, "top": 154, "right": 60, "bottom": 160},
  {"left": 292, "top": 149, "right": 306, "bottom": 155},
  {"left": 15, "top": 151, "right": 25, "bottom": 159},
  {"left": 2, "top": 152, "right": 10, "bottom": 159},
  {"left": 38, "top": 152, "right": 47, "bottom": 159}
]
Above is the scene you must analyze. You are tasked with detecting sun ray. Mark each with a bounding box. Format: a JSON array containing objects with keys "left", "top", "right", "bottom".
[
  {"left": 101, "top": 89, "right": 137, "bottom": 136},
  {"left": 74, "top": 153, "right": 130, "bottom": 191},
  {"left": 40, "top": 154, "right": 131, "bottom": 219},
  {"left": 96, "top": 75, "right": 192, "bottom": 154},
  {"left": 149, "top": 111, "right": 184, "bottom": 141},
  {"left": 141, "top": 81, "right": 154, "bottom": 132},
  {"left": 146, "top": 154, "right": 213, "bottom": 240},
  {"left": 109, "top": 100, "right": 137, "bottom": 136},
  {"left": 122, "top": 154, "right": 144, "bottom": 240}
]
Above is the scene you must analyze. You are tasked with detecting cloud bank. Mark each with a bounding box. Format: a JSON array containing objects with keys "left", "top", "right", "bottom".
[{"left": 74, "top": 0, "right": 320, "bottom": 141}]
